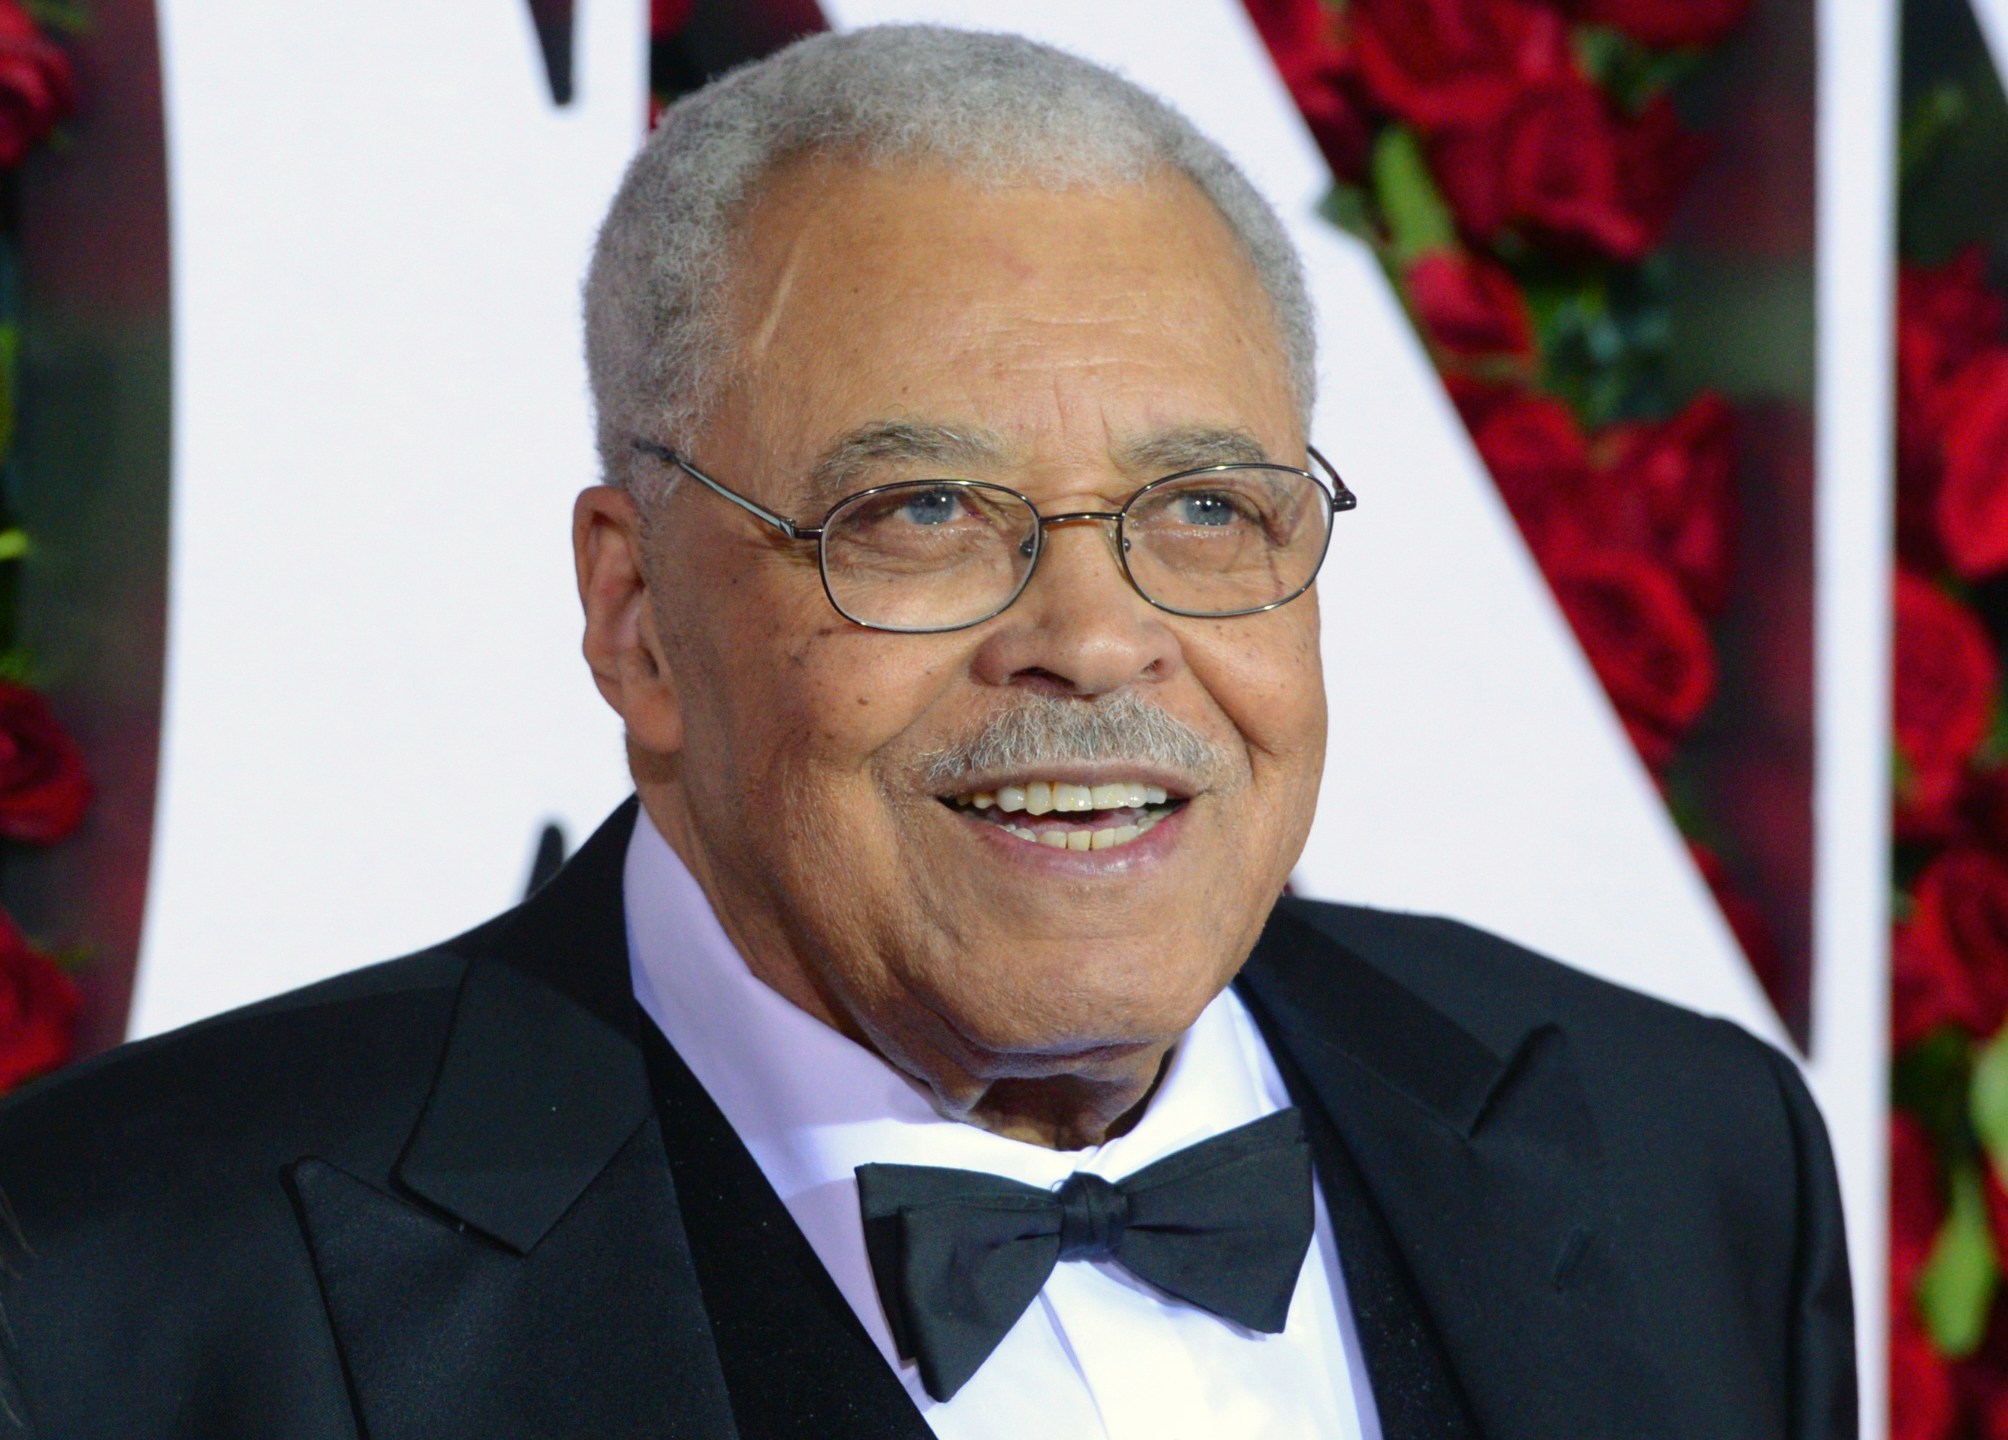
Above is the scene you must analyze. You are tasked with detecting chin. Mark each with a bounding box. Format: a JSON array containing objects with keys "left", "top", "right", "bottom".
[{"left": 923, "top": 948, "right": 1233, "bottom": 1069}]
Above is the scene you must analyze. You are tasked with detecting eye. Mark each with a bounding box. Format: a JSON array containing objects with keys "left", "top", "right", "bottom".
[
  {"left": 1171, "top": 491, "right": 1246, "bottom": 527},
  {"left": 897, "top": 487, "right": 965, "bottom": 526}
]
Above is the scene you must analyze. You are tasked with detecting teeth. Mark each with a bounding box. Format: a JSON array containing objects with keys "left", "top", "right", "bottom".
[
  {"left": 954, "top": 778, "right": 1182, "bottom": 817},
  {"left": 995, "top": 818, "right": 1154, "bottom": 851}
]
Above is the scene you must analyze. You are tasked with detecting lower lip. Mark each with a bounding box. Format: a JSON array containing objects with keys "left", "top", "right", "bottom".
[{"left": 950, "top": 803, "right": 1188, "bottom": 873}]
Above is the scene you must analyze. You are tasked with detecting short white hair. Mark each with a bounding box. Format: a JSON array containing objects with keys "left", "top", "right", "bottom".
[{"left": 583, "top": 24, "right": 1316, "bottom": 496}]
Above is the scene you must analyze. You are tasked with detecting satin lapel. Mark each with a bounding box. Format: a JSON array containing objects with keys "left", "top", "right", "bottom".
[
  {"left": 1236, "top": 907, "right": 1665, "bottom": 1440},
  {"left": 289, "top": 799, "right": 739, "bottom": 1440},
  {"left": 644, "top": 1025, "right": 935, "bottom": 1440}
]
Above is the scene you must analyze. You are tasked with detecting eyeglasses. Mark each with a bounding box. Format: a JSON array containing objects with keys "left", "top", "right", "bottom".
[{"left": 630, "top": 438, "right": 1357, "bottom": 634}]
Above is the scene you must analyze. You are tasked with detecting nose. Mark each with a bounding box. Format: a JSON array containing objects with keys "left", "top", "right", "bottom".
[{"left": 968, "top": 515, "right": 1185, "bottom": 697}]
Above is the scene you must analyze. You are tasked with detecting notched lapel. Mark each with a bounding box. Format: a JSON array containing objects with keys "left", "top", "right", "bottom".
[
  {"left": 290, "top": 1121, "right": 737, "bottom": 1440},
  {"left": 394, "top": 801, "right": 654, "bottom": 1253},
  {"left": 396, "top": 954, "right": 652, "bottom": 1253},
  {"left": 1239, "top": 909, "right": 1666, "bottom": 1440}
]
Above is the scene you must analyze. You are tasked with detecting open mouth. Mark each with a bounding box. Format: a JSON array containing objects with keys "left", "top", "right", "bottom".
[{"left": 938, "top": 779, "right": 1187, "bottom": 851}]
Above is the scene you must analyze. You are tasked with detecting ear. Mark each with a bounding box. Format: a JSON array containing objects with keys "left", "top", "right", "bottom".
[{"left": 574, "top": 485, "right": 684, "bottom": 755}]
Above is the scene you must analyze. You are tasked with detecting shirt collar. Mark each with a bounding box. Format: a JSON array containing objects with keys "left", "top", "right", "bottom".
[{"left": 622, "top": 806, "right": 1290, "bottom": 1206}]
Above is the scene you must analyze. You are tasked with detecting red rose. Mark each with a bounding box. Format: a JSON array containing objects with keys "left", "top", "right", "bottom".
[
  {"left": 1441, "top": 373, "right": 1521, "bottom": 432},
  {"left": 1246, "top": 0, "right": 1375, "bottom": 182},
  {"left": 1469, "top": 389, "right": 1595, "bottom": 565},
  {"left": 1892, "top": 1299, "right": 1959, "bottom": 1440},
  {"left": 1563, "top": 0, "right": 1751, "bottom": 49},
  {"left": 0, "top": 1, "right": 71, "bottom": 169},
  {"left": 1599, "top": 392, "right": 1739, "bottom": 618},
  {"left": 1615, "top": 94, "right": 1712, "bottom": 253},
  {"left": 1936, "top": 348, "right": 2008, "bottom": 580},
  {"left": 1291, "top": 47, "right": 1376, "bottom": 183},
  {"left": 0, "top": 682, "right": 90, "bottom": 845},
  {"left": 1350, "top": 0, "right": 1569, "bottom": 132},
  {"left": 1895, "top": 848, "right": 2008, "bottom": 1046},
  {"left": 1893, "top": 570, "right": 1998, "bottom": 839},
  {"left": 1549, "top": 550, "right": 1716, "bottom": 770},
  {"left": 1432, "top": 79, "right": 1642, "bottom": 258},
  {"left": 1902, "top": 250, "right": 2006, "bottom": 405},
  {"left": 1433, "top": 80, "right": 1705, "bottom": 262},
  {"left": 1404, "top": 250, "right": 1537, "bottom": 360},
  {"left": 1898, "top": 253, "right": 2007, "bottom": 569},
  {"left": 0, "top": 907, "right": 78, "bottom": 1092},
  {"left": 1892, "top": 1111, "right": 1943, "bottom": 1297}
]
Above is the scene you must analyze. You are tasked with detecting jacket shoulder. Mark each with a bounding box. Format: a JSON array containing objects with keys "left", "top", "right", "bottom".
[
  {"left": 1275, "top": 895, "right": 1775, "bottom": 1068},
  {"left": 0, "top": 944, "right": 471, "bottom": 1242}
]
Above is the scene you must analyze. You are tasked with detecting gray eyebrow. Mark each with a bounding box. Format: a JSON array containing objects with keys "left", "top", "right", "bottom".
[
  {"left": 1114, "top": 426, "right": 1272, "bottom": 476},
  {"left": 804, "top": 421, "right": 1009, "bottom": 506}
]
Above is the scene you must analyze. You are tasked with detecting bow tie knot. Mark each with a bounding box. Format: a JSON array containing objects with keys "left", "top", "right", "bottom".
[
  {"left": 1057, "top": 1171, "right": 1130, "bottom": 1261},
  {"left": 857, "top": 1107, "right": 1316, "bottom": 1401}
]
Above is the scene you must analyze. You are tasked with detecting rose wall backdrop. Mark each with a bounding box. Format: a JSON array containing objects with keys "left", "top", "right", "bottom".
[{"left": 0, "top": 0, "right": 1979, "bottom": 1433}]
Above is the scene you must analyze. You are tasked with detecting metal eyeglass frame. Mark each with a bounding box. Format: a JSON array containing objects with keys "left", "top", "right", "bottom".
[{"left": 630, "top": 437, "right": 1358, "bottom": 634}]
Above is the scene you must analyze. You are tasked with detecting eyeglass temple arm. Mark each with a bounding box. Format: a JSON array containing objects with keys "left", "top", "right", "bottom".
[
  {"left": 1307, "top": 445, "right": 1357, "bottom": 513},
  {"left": 629, "top": 438, "right": 817, "bottom": 540}
]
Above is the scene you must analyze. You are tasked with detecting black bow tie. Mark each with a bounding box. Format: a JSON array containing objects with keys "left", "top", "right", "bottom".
[{"left": 855, "top": 1107, "right": 1316, "bottom": 1402}]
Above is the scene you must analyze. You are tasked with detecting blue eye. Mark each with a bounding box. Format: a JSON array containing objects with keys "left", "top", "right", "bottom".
[
  {"left": 899, "top": 488, "right": 963, "bottom": 526},
  {"left": 1175, "top": 492, "right": 1241, "bottom": 526}
]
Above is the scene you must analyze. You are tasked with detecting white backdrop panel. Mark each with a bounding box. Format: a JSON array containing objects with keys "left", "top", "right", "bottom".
[{"left": 134, "top": 0, "right": 644, "bottom": 1035}]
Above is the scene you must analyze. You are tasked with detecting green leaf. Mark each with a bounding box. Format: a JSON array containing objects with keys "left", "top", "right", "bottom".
[
  {"left": 1317, "top": 184, "right": 1377, "bottom": 245},
  {"left": 1918, "top": 1159, "right": 2000, "bottom": 1356},
  {"left": 1896, "top": 1029, "right": 1974, "bottom": 1151},
  {"left": 1901, "top": 80, "right": 1970, "bottom": 186},
  {"left": 1371, "top": 126, "right": 1455, "bottom": 268},
  {"left": 1976, "top": 1024, "right": 2008, "bottom": 1170},
  {"left": 0, "top": 530, "right": 29, "bottom": 563},
  {"left": 23, "top": 0, "right": 90, "bottom": 36}
]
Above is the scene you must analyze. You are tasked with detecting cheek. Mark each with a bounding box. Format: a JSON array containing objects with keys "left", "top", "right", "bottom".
[
  {"left": 726, "top": 618, "right": 964, "bottom": 808},
  {"left": 1193, "top": 611, "right": 1327, "bottom": 773}
]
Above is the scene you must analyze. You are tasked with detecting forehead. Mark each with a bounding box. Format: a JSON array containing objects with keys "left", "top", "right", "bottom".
[{"left": 707, "top": 157, "right": 1299, "bottom": 485}]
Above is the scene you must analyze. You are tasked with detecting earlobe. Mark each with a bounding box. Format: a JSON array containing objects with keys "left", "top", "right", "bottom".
[{"left": 573, "top": 485, "right": 685, "bottom": 754}]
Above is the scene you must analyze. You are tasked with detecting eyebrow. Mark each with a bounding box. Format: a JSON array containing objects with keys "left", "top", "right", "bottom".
[
  {"left": 1114, "top": 426, "right": 1272, "bottom": 475},
  {"left": 803, "top": 421, "right": 1009, "bottom": 507}
]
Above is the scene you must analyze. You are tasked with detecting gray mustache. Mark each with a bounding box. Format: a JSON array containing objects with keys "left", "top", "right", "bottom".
[{"left": 916, "top": 692, "right": 1223, "bottom": 790}]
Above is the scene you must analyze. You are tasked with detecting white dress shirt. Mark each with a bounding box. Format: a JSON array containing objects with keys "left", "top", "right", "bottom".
[{"left": 625, "top": 810, "right": 1382, "bottom": 1440}]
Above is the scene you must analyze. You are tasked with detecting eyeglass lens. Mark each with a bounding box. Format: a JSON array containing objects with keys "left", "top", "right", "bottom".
[{"left": 818, "top": 468, "right": 1334, "bottom": 632}]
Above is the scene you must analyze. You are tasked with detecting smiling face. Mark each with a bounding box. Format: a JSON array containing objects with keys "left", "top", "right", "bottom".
[{"left": 576, "top": 157, "right": 1328, "bottom": 1146}]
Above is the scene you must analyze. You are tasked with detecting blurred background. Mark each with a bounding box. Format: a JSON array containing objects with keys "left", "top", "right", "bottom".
[{"left": 0, "top": 0, "right": 1994, "bottom": 1432}]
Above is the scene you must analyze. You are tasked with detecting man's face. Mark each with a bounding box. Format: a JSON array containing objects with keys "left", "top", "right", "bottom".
[{"left": 590, "top": 158, "right": 1326, "bottom": 1124}]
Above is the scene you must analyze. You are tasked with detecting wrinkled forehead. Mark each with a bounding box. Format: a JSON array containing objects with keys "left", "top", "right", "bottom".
[{"left": 703, "top": 157, "right": 1301, "bottom": 485}]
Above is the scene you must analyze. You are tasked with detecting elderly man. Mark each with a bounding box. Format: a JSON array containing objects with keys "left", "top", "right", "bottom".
[{"left": 0, "top": 25, "right": 1850, "bottom": 1440}]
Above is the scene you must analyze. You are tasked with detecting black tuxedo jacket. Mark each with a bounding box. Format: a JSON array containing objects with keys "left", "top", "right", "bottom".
[{"left": 0, "top": 801, "right": 1853, "bottom": 1438}]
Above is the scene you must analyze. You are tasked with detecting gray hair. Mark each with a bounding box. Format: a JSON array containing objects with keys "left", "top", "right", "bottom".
[
  {"left": 915, "top": 691, "right": 1225, "bottom": 792},
  {"left": 583, "top": 24, "right": 1316, "bottom": 499}
]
